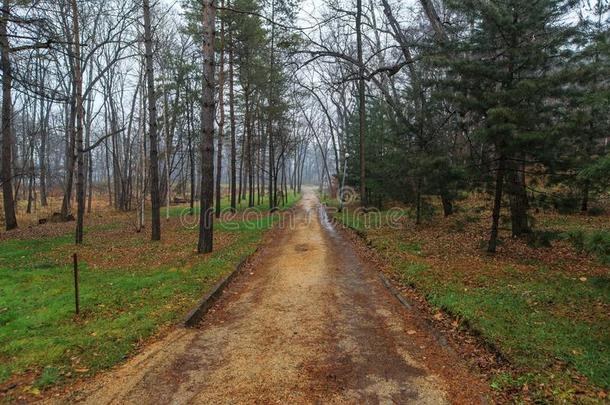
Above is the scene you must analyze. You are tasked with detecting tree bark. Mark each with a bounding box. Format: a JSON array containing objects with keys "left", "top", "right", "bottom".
[
  {"left": 440, "top": 189, "right": 453, "bottom": 216},
  {"left": 356, "top": 0, "right": 366, "bottom": 206},
  {"left": 419, "top": 0, "right": 447, "bottom": 41},
  {"left": 581, "top": 180, "right": 589, "bottom": 212},
  {"left": 228, "top": 43, "right": 237, "bottom": 212},
  {"left": 215, "top": 4, "right": 226, "bottom": 218},
  {"left": 198, "top": 0, "right": 216, "bottom": 254},
  {"left": 488, "top": 155, "right": 506, "bottom": 253},
  {"left": 72, "top": 0, "right": 85, "bottom": 244},
  {"left": 508, "top": 158, "right": 530, "bottom": 237},
  {"left": 267, "top": 0, "right": 277, "bottom": 211},
  {"left": 0, "top": 0, "right": 17, "bottom": 230},
  {"left": 143, "top": 0, "right": 161, "bottom": 241}
]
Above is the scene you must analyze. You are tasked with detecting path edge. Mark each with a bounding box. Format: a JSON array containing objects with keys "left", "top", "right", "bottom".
[{"left": 183, "top": 250, "right": 256, "bottom": 327}]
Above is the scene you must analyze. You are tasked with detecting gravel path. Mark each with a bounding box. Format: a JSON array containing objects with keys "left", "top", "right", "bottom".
[{"left": 50, "top": 189, "right": 488, "bottom": 404}]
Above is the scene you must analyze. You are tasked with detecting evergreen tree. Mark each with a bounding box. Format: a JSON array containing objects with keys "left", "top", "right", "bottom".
[{"left": 437, "top": 0, "right": 578, "bottom": 251}]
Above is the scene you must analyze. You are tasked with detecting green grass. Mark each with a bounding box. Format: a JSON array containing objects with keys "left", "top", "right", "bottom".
[
  {"left": 333, "top": 208, "right": 610, "bottom": 401},
  {"left": 0, "top": 193, "right": 300, "bottom": 391}
]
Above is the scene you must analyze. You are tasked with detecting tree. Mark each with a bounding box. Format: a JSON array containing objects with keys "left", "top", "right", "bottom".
[
  {"left": 438, "top": 0, "right": 577, "bottom": 251},
  {"left": 143, "top": 0, "right": 162, "bottom": 241},
  {"left": 355, "top": 0, "right": 366, "bottom": 206},
  {"left": 198, "top": 0, "right": 216, "bottom": 254},
  {"left": 0, "top": 0, "right": 17, "bottom": 231},
  {"left": 71, "top": 0, "right": 85, "bottom": 244}
]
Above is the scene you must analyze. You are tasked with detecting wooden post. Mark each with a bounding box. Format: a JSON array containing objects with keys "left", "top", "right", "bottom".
[{"left": 73, "top": 253, "right": 79, "bottom": 314}]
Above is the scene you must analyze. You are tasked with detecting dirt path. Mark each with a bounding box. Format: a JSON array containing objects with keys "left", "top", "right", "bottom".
[{"left": 50, "top": 189, "right": 490, "bottom": 404}]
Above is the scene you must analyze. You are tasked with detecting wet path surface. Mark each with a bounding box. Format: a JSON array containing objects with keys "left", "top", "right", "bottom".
[{"left": 51, "top": 189, "right": 486, "bottom": 404}]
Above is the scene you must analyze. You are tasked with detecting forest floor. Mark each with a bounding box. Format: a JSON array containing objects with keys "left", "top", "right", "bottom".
[
  {"left": 0, "top": 193, "right": 300, "bottom": 403},
  {"left": 29, "top": 189, "right": 493, "bottom": 404},
  {"left": 329, "top": 195, "right": 610, "bottom": 403}
]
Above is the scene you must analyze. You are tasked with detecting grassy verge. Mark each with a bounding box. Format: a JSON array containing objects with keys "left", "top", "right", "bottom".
[
  {"left": 0, "top": 193, "right": 300, "bottom": 398},
  {"left": 330, "top": 202, "right": 609, "bottom": 403}
]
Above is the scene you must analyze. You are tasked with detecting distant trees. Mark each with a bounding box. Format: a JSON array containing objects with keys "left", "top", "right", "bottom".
[
  {"left": 296, "top": 0, "right": 608, "bottom": 252},
  {"left": 2, "top": 0, "right": 607, "bottom": 257}
]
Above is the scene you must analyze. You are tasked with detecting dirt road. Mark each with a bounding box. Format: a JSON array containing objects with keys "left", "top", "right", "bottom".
[{"left": 52, "top": 189, "right": 489, "bottom": 404}]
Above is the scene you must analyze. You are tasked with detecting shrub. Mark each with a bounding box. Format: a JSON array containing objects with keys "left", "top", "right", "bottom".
[
  {"left": 526, "top": 230, "right": 561, "bottom": 248},
  {"left": 562, "top": 229, "right": 610, "bottom": 264},
  {"left": 451, "top": 218, "right": 465, "bottom": 232},
  {"left": 561, "top": 229, "right": 585, "bottom": 252},
  {"left": 532, "top": 193, "right": 552, "bottom": 210},
  {"left": 552, "top": 194, "right": 580, "bottom": 214},
  {"left": 587, "top": 206, "right": 606, "bottom": 216},
  {"left": 584, "top": 230, "right": 610, "bottom": 264}
]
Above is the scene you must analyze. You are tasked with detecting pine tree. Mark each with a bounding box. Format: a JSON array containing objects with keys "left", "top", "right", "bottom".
[{"left": 438, "top": 0, "right": 578, "bottom": 251}]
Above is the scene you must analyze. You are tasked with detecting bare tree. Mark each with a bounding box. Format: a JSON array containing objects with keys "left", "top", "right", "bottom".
[{"left": 0, "top": 0, "right": 17, "bottom": 230}]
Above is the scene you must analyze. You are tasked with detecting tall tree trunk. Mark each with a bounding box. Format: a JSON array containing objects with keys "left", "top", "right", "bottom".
[
  {"left": 0, "top": 1, "right": 16, "bottom": 230},
  {"left": 356, "top": 0, "right": 366, "bottom": 207},
  {"left": 198, "top": 0, "right": 216, "bottom": 254},
  {"left": 72, "top": 0, "right": 85, "bottom": 244},
  {"left": 137, "top": 80, "right": 146, "bottom": 231},
  {"left": 229, "top": 44, "right": 237, "bottom": 212},
  {"left": 187, "top": 101, "right": 195, "bottom": 214},
  {"left": 244, "top": 89, "right": 254, "bottom": 208},
  {"left": 26, "top": 152, "right": 34, "bottom": 214},
  {"left": 39, "top": 99, "right": 50, "bottom": 207},
  {"left": 215, "top": 4, "right": 226, "bottom": 218},
  {"left": 61, "top": 81, "right": 76, "bottom": 219},
  {"left": 143, "top": 0, "right": 161, "bottom": 241},
  {"left": 267, "top": 0, "right": 276, "bottom": 211},
  {"left": 105, "top": 140, "right": 112, "bottom": 206},
  {"left": 163, "top": 82, "right": 171, "bottom": 220}
]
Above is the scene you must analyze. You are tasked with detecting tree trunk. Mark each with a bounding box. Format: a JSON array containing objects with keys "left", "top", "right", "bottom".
[
  {"left": 581, "top": 180, "right": 589, "bottom": 212},
  {"left": 215, "top": 6, "right": 226, "bottom": 218},
  {"left": 39, "top": 100, "right": 49, "bottom": 207},
  {"left": 488, "top": 155, "right": 506, "bottom": 253},
  {"left": 72, "top": 0, "right": 85, "bottom": 244},
  {"left": 267, "top": 0, "right": 276, "bottom": 211},
  {"left": 440, "top": 190, "right": 453, "bottom": 216},
  {"left": 416, "top": 178, "right": 422, "bottom": 225},
  {"left": 61, "top": 80, "right": 76, "bottom": 219},
  {"left": 143, "top": 0, "right": 161, "bottom": 241},
  {"left": 1, "top": 0, "right": 18, "bottom": 230},
  {"left": 419, "top": 0, "right": 447, "bottom": 41},
  {"left": 356, "top": 0, "right": 366, "bottom": 207},
  {"left": 198, "top": 0, "right": 216, "bottom": 254},
  {"left": 229, "top": 45, "right": 237, "bottom": 212},
  {"left": 508, "top": 158, "right": 530, "bottom": 237}
]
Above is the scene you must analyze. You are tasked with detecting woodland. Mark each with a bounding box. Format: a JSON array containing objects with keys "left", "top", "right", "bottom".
[{"left": 0, "top": 0, "right": 609, "bottom": 402}]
